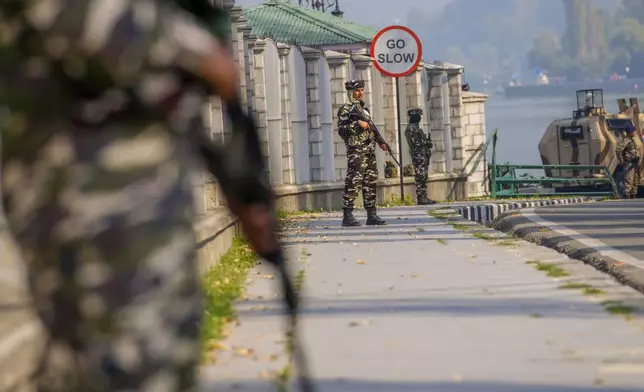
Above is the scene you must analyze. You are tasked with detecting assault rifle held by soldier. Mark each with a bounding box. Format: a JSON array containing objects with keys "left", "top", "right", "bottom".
[{"left": 348, "top": 106, "right": 401, "bottom": 167}]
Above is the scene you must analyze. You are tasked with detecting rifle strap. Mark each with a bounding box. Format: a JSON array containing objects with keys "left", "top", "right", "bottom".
[{"left": 260, "top": 249, "right": 315, "bottom": 392}]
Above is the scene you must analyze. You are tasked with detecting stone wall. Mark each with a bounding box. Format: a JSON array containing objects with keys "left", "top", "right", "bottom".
[
  {"left": 461, "top": 92, "right": 489, "bottom": 197},
  {"left": 196, "top": 40, "right": 489, "bottom": 211}
]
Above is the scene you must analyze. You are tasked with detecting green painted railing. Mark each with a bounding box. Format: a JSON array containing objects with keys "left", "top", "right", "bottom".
[{"left": 489, "top": 130, "right": 619, "bottom": 199}]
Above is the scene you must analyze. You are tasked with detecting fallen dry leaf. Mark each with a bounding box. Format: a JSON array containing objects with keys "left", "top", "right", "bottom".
[
  {"left": 234, "top": 347, "right": 255, "bottom": 357},
  {"left": 263, "top": 274, "right": 275, "bottom": 280},
  {"left": 349, "top": 319, "right": 372, "bottom": 327},
  {"left": 355, "top": 259, "right": 365, "bottom": 264}
]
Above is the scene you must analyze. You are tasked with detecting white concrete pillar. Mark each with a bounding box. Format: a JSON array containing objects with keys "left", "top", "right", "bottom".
[
  {"left": 371, "top": 69, "right": 387, "bottom": 179},
  {"left": 447, "top": 69, "right": 464, "bottom": 172},
  {"left": 278, "top": 44, "right": 295, "bottom": 184},
  {"left": 318, "top": 57, "right": 335, "bottom": 182},
  {"left": 241, "top": 28, "right": 256, "bottom": 115},
  {"left": 427, "top": 69, "right": 447, "bottom": 173},
  {"left": 288, "top": 48, "right": 311, "bottom": 184},
  {"left": 302, "top": 48, "right": 325, "bottom": 182},
  {"left": 251, "top": 39, "right": 271, "bottom": 179},
  {"left": 326, "top": 51, "right": 351, "bottom": 182}
]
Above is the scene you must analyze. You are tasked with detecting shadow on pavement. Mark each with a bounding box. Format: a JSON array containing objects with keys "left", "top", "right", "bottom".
[
  {"left": 235, "top": 294, "right": 615, "bottom": 320},
  {"left": 201, "top": 378, "right": 639, "bottom": 392},
  {"left": 279, "top": 214, "right": 516, "bottom": 246}
]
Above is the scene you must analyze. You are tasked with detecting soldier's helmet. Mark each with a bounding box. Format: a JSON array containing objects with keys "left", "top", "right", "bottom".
[
  {"left": 345, "top": 80, "right": 365, "bottom": 91},
  {"left": 408, "top": 108, "right": 422, "bottom": 122}
]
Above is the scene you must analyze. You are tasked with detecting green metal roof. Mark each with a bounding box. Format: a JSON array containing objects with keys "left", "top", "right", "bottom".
[{"left": 243, "top": 0, "right": 377, "bottom": 46}]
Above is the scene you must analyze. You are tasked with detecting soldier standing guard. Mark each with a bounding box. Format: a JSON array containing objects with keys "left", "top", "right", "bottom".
[
  {"left": 616, "top": 123, "right": 642, "bottom": 199},
  {"left": 337, "top": 80, "right": 388, "bottom": 227},
  {"left": 0, "top": 1, "right": 263, "bottom": 391},
  {"left": 404, "top": 108, "right": 436, "bottom": 205}
]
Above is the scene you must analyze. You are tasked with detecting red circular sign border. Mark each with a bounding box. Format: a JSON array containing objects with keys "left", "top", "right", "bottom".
[{"left": 370, "top": 25, "right": 423, "bottom": 78}]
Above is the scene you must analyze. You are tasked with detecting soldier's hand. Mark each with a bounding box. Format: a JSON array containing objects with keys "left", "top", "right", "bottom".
[
  {"left": 198, "top": 42, "right": 241, "bottom": 103},
  {"left": 358, "top": 120, "right": 369, "bottom": 130},
  {"left": 427, "top": 141, "right": 433, "bottom": 149},
  {"left": 379, "top": 143, "right": 388, "bottom": 152}
]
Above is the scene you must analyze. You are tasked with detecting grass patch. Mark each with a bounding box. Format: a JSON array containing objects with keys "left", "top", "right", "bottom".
[
  {"left": 601, "top": 300, "right": 635, "bottom": 319},
  {"left": 450, "top": 223, "right": 470, "bottom": 231},
  {"left": 530, "top": 262, "right": 570, "bottom": 278},
  {"left": 294, "top": 268, "right": 306, "bottom": 294},
  {"left": 494, "top": 239, "right": 518, "bottom": 247},
  {"left": 200, "top": 237, "right": 257, "bottom": 362},
  {"left": 427, "top": 209, "right": 457, "bottom": 218},
  {"left": 277, "top": 208, "right": 328, "bottom": 220},
  {"left": 472, "top": 232, "right": 495, "bottom": 240},
  {"left": 379, "top": 194, "right": 415, "bottom": 207},
  {"left": 274, "top": 364, "right": 292, "bottom": 392},
  {"left": 436, "top": 238, "right": 448, "bottom": 245},
  {"left": 559, "top": 282, "right": 605, "bottom": 295}
]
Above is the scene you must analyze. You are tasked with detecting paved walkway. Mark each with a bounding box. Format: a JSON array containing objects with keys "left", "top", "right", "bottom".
[{"left": 200, "top": 206, "right": 644, "bottom": 391}]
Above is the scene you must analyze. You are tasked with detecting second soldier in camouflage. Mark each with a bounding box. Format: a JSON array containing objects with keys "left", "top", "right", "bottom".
[
  {"left": 337, "top": 80, "right": 387, "bottom": 227},
  {"left": 405, "top": 108, "right": 436, "bottom": 205}
]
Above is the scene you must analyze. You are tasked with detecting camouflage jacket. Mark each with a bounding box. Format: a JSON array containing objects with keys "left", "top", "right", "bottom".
[
  {"left": 0, "top": 0, "right": 223, "bottom": 118},
  {"left": 337, "top": 101, "right": 374, "bottom": 148},
  {"left": 404, "top": 123, "right": 432, "bottom": 153},
  {"left": 616, "top": 137, "right": 641, "bottom": 165}
]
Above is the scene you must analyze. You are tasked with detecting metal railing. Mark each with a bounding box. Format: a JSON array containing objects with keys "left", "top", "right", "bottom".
[{"left": 488, "top": 130, "right": 619, "bottom": 199}]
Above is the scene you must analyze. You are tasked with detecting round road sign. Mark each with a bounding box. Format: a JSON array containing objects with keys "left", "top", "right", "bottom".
[{"left": 370, "top": 25, "right": 422, "bottom": 78}]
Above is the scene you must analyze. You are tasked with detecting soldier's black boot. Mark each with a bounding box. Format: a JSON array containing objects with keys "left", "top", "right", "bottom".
[
  {"left": 342, "top": 208, "right": 361, "bottom": 227},
  {"left": 417, "top": 196, "right": 437, "bottom": 205},
  {"left": 366, "top": 207, "right": 387, "bottom": 226}
]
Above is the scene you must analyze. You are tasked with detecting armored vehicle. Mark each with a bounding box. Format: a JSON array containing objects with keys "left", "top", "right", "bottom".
[{"left": 538, "top": 89, "right": 644, "bottom": 193}]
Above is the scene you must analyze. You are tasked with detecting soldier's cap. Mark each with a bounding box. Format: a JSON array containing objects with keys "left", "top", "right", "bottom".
[
  {"left": 345, "top": 79, "right": 365, "bottom": 91},
  {"left": 625, "top": 123, "right": 636, "bottom": 133},
  {"left": 408, "top": 108, "right": 423, "bottom": 116}
]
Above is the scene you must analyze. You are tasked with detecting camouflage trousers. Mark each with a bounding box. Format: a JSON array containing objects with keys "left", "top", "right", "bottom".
[
  {"left": 1, "top": 125, "right": 202, "bottom": 391},
  {"left": 343, "top": 144, "right": 378, "bottom": 209},
  {"left": 617, "top": 164, "right": 640, "bottom": 198},
  {"left": 411, "top": 148, "right": 430, "bottom": 200}
]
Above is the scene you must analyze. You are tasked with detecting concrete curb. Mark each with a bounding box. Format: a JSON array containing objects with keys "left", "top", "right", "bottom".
[
  {"left": 453, "top": 197, "right": 592, "bottom": 225},
  {"left": 491, "top": 209, "right": 644, "bottom": 295}
]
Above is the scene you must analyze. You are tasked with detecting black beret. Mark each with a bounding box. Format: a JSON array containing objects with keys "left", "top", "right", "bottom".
[{"left": 345, "top": 79, "right": 365, "bottom": 91}]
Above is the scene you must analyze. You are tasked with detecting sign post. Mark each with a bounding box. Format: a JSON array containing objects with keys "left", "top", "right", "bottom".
[{"left": 370, "top": 25, "right": 422, "bottom": 203}]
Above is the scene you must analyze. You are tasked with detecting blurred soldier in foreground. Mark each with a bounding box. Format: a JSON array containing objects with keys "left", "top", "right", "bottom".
[
  {"left": 0, "top": 1, "right": 299, "bottom": 391},
  {"left": 615, "top": 124, "right": 642, "bottom": 199},
  {"left": 404, "top": 108, "right": 436, "bottom": 205},
  {"left": 337, "top": 80, "right": 387, "bottom": 227}
]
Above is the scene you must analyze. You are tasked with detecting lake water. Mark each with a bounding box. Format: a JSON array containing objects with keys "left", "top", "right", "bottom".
[{"left": 484, "top": 93, "right": 644, "bottom": 165}]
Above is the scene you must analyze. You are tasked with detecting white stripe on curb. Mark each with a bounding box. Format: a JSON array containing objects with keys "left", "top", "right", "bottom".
[
  {"left": 521, "top": 208, "right": 644, "bottom": 271},
  {"left": 454, "top": 198, "right": 590, "bottom": 225}
]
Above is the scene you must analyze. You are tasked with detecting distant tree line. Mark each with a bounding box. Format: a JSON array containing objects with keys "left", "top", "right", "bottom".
[
  {"left": 528, "top": 0, "right": 644, "bottom": 80},
  {"left": 406, "top": 0, "right": 634, "bottom": 88}
]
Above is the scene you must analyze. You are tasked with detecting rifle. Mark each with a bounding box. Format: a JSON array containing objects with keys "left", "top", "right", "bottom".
[
  {"left": 195, "top": 101, "right": 315, "bottom": 392},
  {"left": 174, "top": 2, "right": 314, "bottom": 391},
  {"left": 348, "top": 105, "right": 401, "bottom": 167}
]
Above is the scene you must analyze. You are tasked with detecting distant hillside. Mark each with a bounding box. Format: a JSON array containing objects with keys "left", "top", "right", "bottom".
[{"left": 406, "top": 0, "right": 620, "bottom": 86}]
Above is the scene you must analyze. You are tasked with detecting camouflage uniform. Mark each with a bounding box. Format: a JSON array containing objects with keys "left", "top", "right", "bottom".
[
  {"left": 0, "top": 1, "right": 228, "bottom": 390},
  {"left": 615, "top": 126, "right": 641, "bottom": 199},
  {"left": 404, "top": 108, "right": 435, "bottom": 205},
  {"left": 337, "top": 80, "right": 386, "bottom": 226}
]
